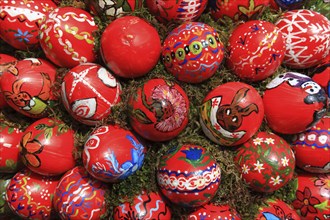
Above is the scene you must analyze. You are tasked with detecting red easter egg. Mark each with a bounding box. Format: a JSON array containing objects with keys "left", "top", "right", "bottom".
[
  {"left": 6, "top": 169, "right": 59, "bottom": 219},
  {"left": 128, "top": 78, "right": 189, "bottom": 142},
  {"left": 312, "top": 54, "right": 330, "bottom": 96},
  {"left": 0, "top": 0, "right": 57, "bottom": 50},
  {"left": 39, "top": 7, "right": 98, "bottom": 68},
  {"left": 0, "top": 58, "right": 57, "bottom": 118},
  {"left": 255, "top": 199, "right": 300, "bottom": 220},
  {"left": 113, "top": 191, "right": 172, "bottom": 220},
  {"left": 53, "top": 166, "right": 107, "bottom": 220},
  {"left": 227, "top": 20, "right": 286, "bottom": 82},
  {"left": 200, "top": 82, "right": 264, "bottom": 146},
  {"left": 292, "top": 172, "right": 330, "bottom": 219},
  {"left": 100, "top": 16, "right": 161, "bottom": 78},
  {"left": 61, "top": 63, "right": 122, "bottom": 126},
  {"left": 87, "top": 0, "right": 143, "bottom": 18},
  {"left": 146, "top": 0, "right": 207, "bottom": 23},
  {"left": 0, "top": 54, "right": 17, "bottom": 108},
  {"left": 187, "top": 204, "right": 241, "bottom": 220},
  {"left": 209, "top": 0, "right": 270, "bottom": 22},
  {"left": 263, "top": 72, "right": 327, "bottom": 134},
  {"left": 0, "top": 124, "right": 23, "bottom": 173},
  {"left": 83, "top": 125, "right": 146, "bottom": 183},
  {"left": 162, "top": 22, "right": 225, "bottom": 83},
  {"left": 292, "top": 116, "right": 330, "bottom": 173},
  {"left": 234, "top": 132, "right": 295, "bottom": 193},
  {"left": 275, "top": 9, "right": 330, "bottom": 69},
  {"left": 157, "top": 144, "right": 221, "bottom": 208},
  {"left": 19, "top": 118, "right": 76, "bottom": 176}
]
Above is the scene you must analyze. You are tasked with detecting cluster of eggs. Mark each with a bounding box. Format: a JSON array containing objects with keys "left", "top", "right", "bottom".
[{"left": 0, "top": 0, "right": 329, "bottom": 219}]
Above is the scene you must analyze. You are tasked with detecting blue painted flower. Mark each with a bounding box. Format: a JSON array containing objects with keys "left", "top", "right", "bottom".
[
  {"left": 181, "top": 147, "right": 203, "bottom": 161},
  {"left": 14, "top": 29, "right": 33, "bottom": 43}
]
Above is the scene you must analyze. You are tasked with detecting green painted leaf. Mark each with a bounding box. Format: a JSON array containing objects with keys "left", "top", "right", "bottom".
[
  {"left": 35, "top": 124, "right": 46, "bottom": 130},
  {"left": 133, "top": 109, "right": 153, "bottom": 124},
  {"left": 5, "top": 159, "right": 16, "bottom": 169},
  {"left": 57, "top": 124, "right": 68, "bottom": 135},
  {"left": 44, "top": 128, "right": 53, "bottom": 140},
  {"left": 7, "top": 127, "right": 14, "bottom": 134},
  {"left": 314, "top": 200, "right": 330, "bottom": 211}
]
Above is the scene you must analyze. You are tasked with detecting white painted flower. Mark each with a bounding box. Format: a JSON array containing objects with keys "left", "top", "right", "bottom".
[
  {"left": 254, "top": 160, "right": 265, "bottom": 173},
  {"left": 270, "top": 176, "right": 283, "bottom": 186},
  {"left": 242, "top": 164, "right": 249, "bottom": 174},
  {"left": 319, "top": 135, "right": 327, "bottom": 145},
  {"left": 281, "top": 157, "right": 289, "bottom": 167},
  {"left": 253, "top": 137, "right": 264, "bottom": 145},
  {"left": 264, "top": 138, "right": 275, "bottom": 145},
  {"left": 307, "top": 134, "right": 316, "bottom": 141}
]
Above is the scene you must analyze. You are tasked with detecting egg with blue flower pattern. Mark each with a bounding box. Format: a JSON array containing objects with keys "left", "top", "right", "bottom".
[
  {"left": 83, "top": 125, "right": 146, "bottom": 183},
  {"left": 157, "top": 144, "right": 221, "bottom": 208}
]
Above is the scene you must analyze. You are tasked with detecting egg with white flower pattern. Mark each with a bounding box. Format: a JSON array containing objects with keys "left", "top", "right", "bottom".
[{"left": 234, "top": 132, "right": 295, "bottom": 193}]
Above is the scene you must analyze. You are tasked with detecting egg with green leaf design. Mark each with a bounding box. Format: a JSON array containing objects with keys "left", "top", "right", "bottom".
[
  {"left": 157, "top": 144, "right": 221, "bottom": 208},
  {"left": 234, "top": 131, "right": 295, "bottom": 193}
]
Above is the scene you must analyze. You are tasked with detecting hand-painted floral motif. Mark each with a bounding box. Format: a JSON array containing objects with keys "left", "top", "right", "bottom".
[
  {"left": 314, "top": 174, "right": 330, "bottom": 199},
  {"left": 292, "top": 187, "right": 321, "bottom": 217},
  {"left": 19, "top": 132, "right": 43, "bottom": 168},
  {"left": 256, "top": 199, "right": 300, "bottom": 220}
]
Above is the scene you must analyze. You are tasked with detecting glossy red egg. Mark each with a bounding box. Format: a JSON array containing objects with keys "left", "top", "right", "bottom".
[
  {"left": 53, "top": 166, "right": 107, "bottom": 220},
  {"left": 6, "top": 169, "right": 59, "bottom": 219},
  {"left": 255, "top": 199, "right": 300, "bottom": 220},
  {"left": 276, "top": 9, "right": 330, "bottom": 69},
  {"left": 227, "top": 20, "right": 285, "bottom": 82},
  {"left": 292, "top": 172, "right": 330, "bottom": 219},
  {"left": 100, "top": 16, "right": 161, "bottom": 78},
  {"left": 234, "top": 132, "right": 295, "bottom": 193},
  {"left": 263, "top": 72, "right": 327, "bottom": 134},
  {"left": 0, "top": 124, "right": 23, "bottom": 173},
  {"left": 19, "top": 118, "right": 76, "bottom": 176},
  {"left": 0, "top": 0, "right": 57, "bottom": 50},
  {"left": 200, "top": 82, "right": 264, "bottom": 146},
  {"left": 0, "top": 54, "right": 17, "bottom": 108},
  {"left": 114, "top": 191, "right": 172, "bottom": 220},
  {"left": 187, "top": 204, "right": 241, "bottom": 220},
  {"left": 312, "top": 54, "right": 330, "bottom": 96},
  {"left": 39, "top": 7, "right": 98, "bottom": 68},
  {"left": 162, "top": 22, "right": 225, "bottom": 83},
  {"left": 0, "top": 58, "right": 57, "bottom": 118},
  {"left": 61, "top": 63, "right": 122, "bottom": 126},
  {"left": 292, "top": 116, "right": 330, "bottom": 173},
  {"left": 83, "top": 125, "right": 146, "bottom": 183},
  {"left": 209, "top": 0, "right": 270, "bottom": 22},
  {"left": 146, "top": 0, "right": 207, "bottom": 23},
  {"left": 128, "top": 78, "right": 189, "bottom": 142},
  {"left": 87, "top": 0, "right": 142, "bottom": 19},
  {"left": 157, "top": 144, "right": 221, "bottom": 208}
]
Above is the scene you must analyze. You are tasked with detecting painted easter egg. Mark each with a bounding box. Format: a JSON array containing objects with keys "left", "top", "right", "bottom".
[
  {"left": 275, "top": 9, "right": 330, "bottom": 69},
  {"left": 187, "top": 204, "right": 241, "bottom": 220},
  {"left": 255, "top": 199, "right": 300, "bottom": 220},
  {"left": 157, "top": 144, "right": 221, "bottom": 208},
  {"left": 53, "top": 166, "right": 107, "bottom": 220},
  {"left": 292, "top": 116, "right": 330, "bottom": 173},
  {"left": 39, "top": 7, "right": 98, "bottom": 68},
  {"left": 270, "top": 0, "right": 306, "bottom": 10},
  {"left": 83, "top": 125, "right": 146, "bottom": 183},
  {"left": 234, "top": 132, "right": 296, "bottom": 193},
  {"left": 292, "top": 172, "right": 330, "bottom": 219},
  {"left": 200, "top": 82, "right": 264, "bottom": 146},
  {"left": 0, "top": 123, "right": 23, "bottom": 173},
  {"left": 0, "top": 54, "right": 17, "bottom": 108},
  {"left": 312, "top": 54, "right": 330, "bottom": 96},
  {"left": 162, "top": 22, "right": 224, "bottom": 83},
  {"left": 209, "top": 0, "right": 270, "bottom": 22},
  {"left": 113, "top": 191, "right": 172, "bottom": 220},
  {"left": 146, "top": 0, "right": 208, "bottom": 23},
  {"left": 0, "top": 0, "right": 57, "bottom": 50},
  {"left": 227, "top": 20, "right": 286, "bottom": 82},
  {"left": 128, "top": 78, "right": 189, "bottom": 142},
  {"left": 19, "top": 118, "right": 76, "bottom": 176},
  {"left": 87, "top": 0, "right": 143, "bottom": 19},
  {"left": 100, "top": 16, "right": 161, "bottom": 78},
  {"left": 0, "top": 58, "right": 57, "bottom": 118},
  {"left": 5, "top": 169, "right": 59, "bottom": 220},
  {"left": 263, "top": 72, "right": 327, "bottom": 134},
  {"left": 61, "top": 63, "right": 122, "bottom": 126}
]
